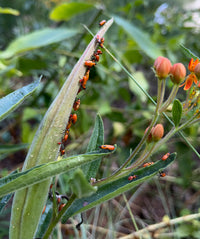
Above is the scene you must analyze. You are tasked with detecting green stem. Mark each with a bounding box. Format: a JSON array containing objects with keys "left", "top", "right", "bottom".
[
  {"left": 43, "top": 194, "right": 76, "bottom": 239},
  {"left": 159, "top": 84, "right": 179, "bottom": 113},
  {"left": 156, "top": 79, "right": 166, "bottom": 112}
]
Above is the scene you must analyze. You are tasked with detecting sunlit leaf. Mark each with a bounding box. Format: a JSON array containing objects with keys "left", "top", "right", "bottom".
[
  {"left": 0, "top": 7, "right": 20, "bottom": 16},
  {"left": 0, "top": 28, "right": 78, "bottom": 59},
  {"left": 113, "top": 15, "right": 162, "bottom": 59},
  {"left": 49, "top": 2, "right": 94, "bottom": 21}
]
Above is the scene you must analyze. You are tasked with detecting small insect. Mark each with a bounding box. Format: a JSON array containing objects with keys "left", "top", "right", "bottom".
[
  {"left": 42, "top": 205, "right": 46, "bottom": 214},
  {"left": 159, "top": 171, "right": 166, "bottom": 177},
  {"left": 99, "top": 20, "right": 106, "bottom": 26},
  {"left": 96, "top": 49, "right": 102, "bottom": 55},
  {"left": 58, "top": 203, "right": 66, "bottom": 211},
  {"left": 99, "top": 37, "right": 104, "bottom": 48},
  {"left": 71, "top": 113, "right": 77, "bottom": 124},
  {"left": 99, "top": 145, "right": 115, "bottom": 150},
  {"left": 143, "top": 162, "right": 154, "bottom": 167},
  {"left": 84, "top": 61, "right": 95, "bottom": 68},
  {"left": 73, "top": 98, "right": 81, "bottom": 111},
  {"left": 60, "top": 149, "right": 65, "bottom": 155},
  {"left": 80, "top": 69, "right": 90, "bottom": 89},
  {"left": 162, "top": 152, "right": 170, "bottom": 161},
  {"left": 63, "top": 133, "right": 69, "bottom": 142},
  {"left": 128, "top": 175, "right": 137, "bottom": 181},
  {"left": 92, "top": 54, "right": 100, "bottom": 62}
]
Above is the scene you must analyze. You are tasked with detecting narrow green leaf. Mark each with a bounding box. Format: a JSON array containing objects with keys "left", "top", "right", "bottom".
[
  {"left": 81, "top": 114, "right": 104, "bottom": 180},
  {"left": 0, "top": 7, "right": 20, "bottom": 16},
  {"left": 179, "top": 44, "right": 199, "bottom": 60},
  {"left": 62, "top": 153, "right": 176, "bottom": 223},
  {"left": 0, "top": 28, "right": 78, "bottom": 59},
  {"left": 0, "top": 150, "right": 115, "bottom": 198},
  {"left": 113, "top": 15, "right": 162, "bottom": 59},
  {"left": 0, "top": 77, "right": 41, "bottom": 122},
  {"left": 0, "top": 144, "right": 28, "bottom": 154},
  {"left": 172, "top": 99, "right": 182, "bottom": 127},
  {"left": 49, "top": 2, "right": 94, "bottom": 22},
  {"left": 69, "top": 169, "right": 97, "bottom": 198}
]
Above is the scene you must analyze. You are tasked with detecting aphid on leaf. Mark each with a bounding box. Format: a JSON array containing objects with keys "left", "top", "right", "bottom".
[
  {"left": 99, "top": 145, "right": 115, "bottom": 150},
  {"left": 128, "top": 175, "right": 137, "bottom": 181},
  {"left": 42, "top": 205, "right": 46, "bottom": 214},
  {"left": 71, "top": 113, "right": 77, "bottom": 124},
  {"left": 99, "top": 20, "right": 106, "bottom": 26},
  {"left": 84, "top": 61, "right": 95, "bottom": 68},
  {"left": 73, "top": 98, "right": 81, "bottom": 111},
  {"left": 143, "top": 162, "right": 154, "bottom": 167},
  {"left": 162, "top": 152, "right": 170, "bottom": 161},
  {"left": 58, "top": 203, "right": 66, "bottom": 211}
]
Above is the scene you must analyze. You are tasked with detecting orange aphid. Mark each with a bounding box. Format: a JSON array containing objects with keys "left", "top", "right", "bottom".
[
  {"left": 71, "top": 113, "right": 77, "bottom": 124},
  {"left": 58, "top": 203, "right": 66, "bottom": 211},
  {"left": 73, "top": 98, "right": 80, "bottom": 111},
  {"left": 99, "top": 20, "right": 106, "bottom": 26},
  {"left": 162, "top": 152, "right": 170, "bottom": 161},
  {"left": 99, "top": 145, "right": 115, "bottom": 150},
  {"left": 143, "top": 162, "right": 154, "bottom": 167},
  {"left": 159, "top": 171, "right": 166, "bottom": 177},
  {"left": 84, "top": 61, "right": 95, "bottom": 68},
  {"left": 42, "top": 205, "right": 46, "bottom": 214},
  {"left": 128, "top": 175, "right": 137, "bottom": 181}
]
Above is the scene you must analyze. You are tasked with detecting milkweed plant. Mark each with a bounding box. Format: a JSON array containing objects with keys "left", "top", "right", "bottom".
[{"left": 0, "top": 18, "right": 199, "bottom": 239}]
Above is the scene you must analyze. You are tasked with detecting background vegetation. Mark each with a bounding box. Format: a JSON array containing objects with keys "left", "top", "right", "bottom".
[{"left": 0, "top": 0, "right": 200, "bottom": 238}]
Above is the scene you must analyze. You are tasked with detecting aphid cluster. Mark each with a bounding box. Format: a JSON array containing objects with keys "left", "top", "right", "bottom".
[{"left": 58, "top": 21, "right": 106, "bottom": 156}]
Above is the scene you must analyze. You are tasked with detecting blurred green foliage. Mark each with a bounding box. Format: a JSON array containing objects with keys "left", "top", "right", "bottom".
[{"left": 0, "top": 0, "right": 200, "bottom": 237}]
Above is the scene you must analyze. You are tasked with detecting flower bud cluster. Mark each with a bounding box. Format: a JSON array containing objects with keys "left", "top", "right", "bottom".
[{"left": 154, "top": 56, "right": 186, "bottom": 84}]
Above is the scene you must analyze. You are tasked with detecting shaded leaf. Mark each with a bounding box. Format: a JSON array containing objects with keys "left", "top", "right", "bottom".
[
  {"left": 69, "top": 169, "right": 97, "bottom": 198},
  {"left": 0, "top": 149, "right": 116, "bottom": 198},
  {"left": 172, "top": 99, "right": 182, "bottom": 127},
  {"left": 0, "top": 77, "right": 41, "bottom": 122},
  {"left": 113, "top": 15, "right": 162, "bottom": 59},
  {"left": 179, "top": 44, "right": 199, "bottom": 60},
  {"left": 62, "top": 153, "right": 176, "bottom": 222},
  {"left": 0, "top": 144, "right": 28, "bottom": 155},
  {"left": 81, "top": 114, "right": 104, "bottom": 180},
  {"left": 49, "top": 2, "right": 94, "bottom": 22},
  {"left": 0, "top": 28, "right": 78, "bottom": 59}
]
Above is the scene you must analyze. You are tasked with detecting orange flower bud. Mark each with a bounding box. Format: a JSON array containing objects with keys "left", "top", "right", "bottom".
[
  {"left": 154, "top": 56, "right": 172, "bottom": 79},
  {"left": 170, "top": 63, "right": 186, "bottom": 84},
  {"left": 151, "top": 124, "right": 164, "bottom": 141},
  {"left": 194, "top": 63, "right": 200, "bottom": 79}
]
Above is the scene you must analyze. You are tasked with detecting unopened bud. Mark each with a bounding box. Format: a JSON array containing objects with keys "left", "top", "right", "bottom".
[
  {"left": 154, "top": 56, "right": 172, "bottom": 79},
  {"left": 194, "top": 63, "right": 200, "bottom": 79},
  {"left": 152, "top": 124, "right": 164, "bottom": 141},
  {"left": 170, "top": 63, "right": 186, "bottom": 84}
]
